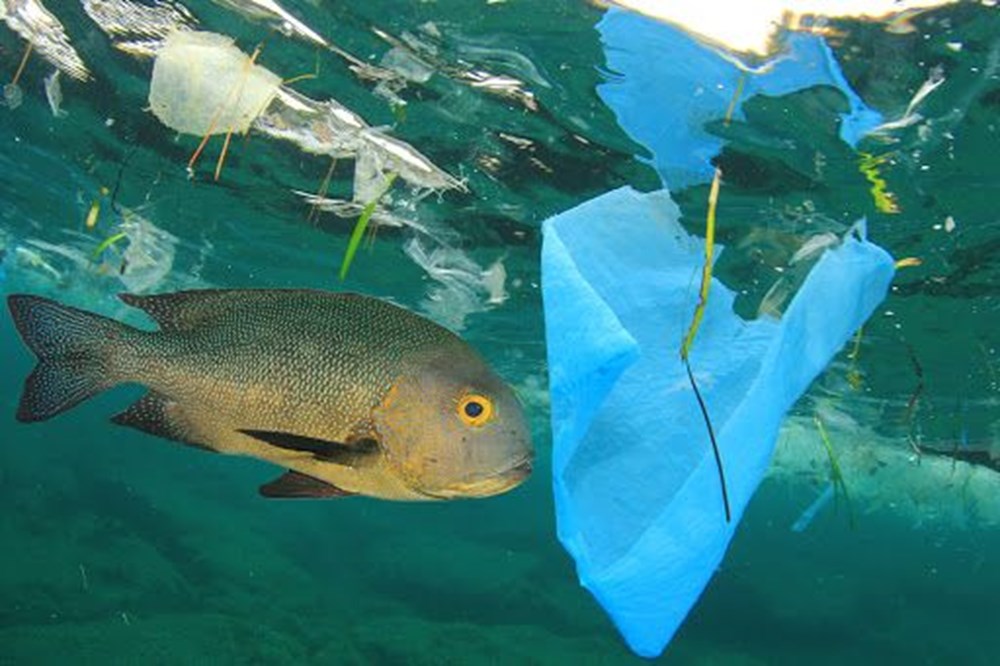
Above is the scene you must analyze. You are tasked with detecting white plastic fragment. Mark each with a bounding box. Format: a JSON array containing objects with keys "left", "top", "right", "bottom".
[
  {"left": 293, "top": 191, "right": 422, "bottom": 231},
  {"left": 44, "top": 69, "right": 66, "bottom": 117},
  {"left": 482, "top": 258, "right": 508, "bottom": 305},
  {"left": 360, "top": 130, "right": 466, "bottom": 192},
  {"left": 116, "top": 209, "right": 178, "bottom": 293},
  {"left": 870, "top": 65, "right": 946, "bottom": 136},
  {"left": 148, "top": 30, "right": 282, "bottom": 136},
  {"left": 252, "top": 87, "right": 463, "bottom": 194},
  {"left": 353, "top": 145, "right": 396, "bottom": 203},
  {"left": 254, "top": 87, "right": 368, "bottom": 158},
  {"left": 380, "top": 46, "right": 436, "bottom": 84},
  {"left": 789, "top": 232, "right": 839, "bottom": 264},
  {"left": 404, "top": 238, "right": 506, "bottom": 330}
]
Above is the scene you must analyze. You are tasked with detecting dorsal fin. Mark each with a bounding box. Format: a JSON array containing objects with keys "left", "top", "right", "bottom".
[
  {"left": 117, "top": 289, "right": 363, "bottom": 332},
  {"left": 118, "top": 290, "right": 249, "bottom": 332}
]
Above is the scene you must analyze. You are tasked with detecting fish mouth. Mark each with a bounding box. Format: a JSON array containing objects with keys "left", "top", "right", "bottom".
[
  {"left": 503, "top": 455, "right": 533, "bottom": 479},
  {"left": 418, "top": 455, "right": 534, "bottom": 500}
]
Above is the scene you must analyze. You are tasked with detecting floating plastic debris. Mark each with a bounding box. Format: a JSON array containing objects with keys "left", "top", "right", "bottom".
[
  {"left": 359, "top": 130, "right": 466, "bottom": 193},
  {"left": 3, "top": 82, "right": 22, "bottom": 109},
  {"left": 115, "top": 209, "right": 178, "bottom": 293},
  {"left": 380, "top": 46, "right": 436, "bottom": 85},
  {"left": 148, "top": 31, "right": 281, "bottom": 137},
  {"left": 141, "top": 32, "right": 462, "bottom": 193},
  {"left": 254, "top": 88, "right": 463, "bottom": 194},
  {"left": 596, "top": 8, "right": 884, "bottom": 188},
  {"left": 789, "top": 232, "right": 840, "bottom": 265},
  {"left": 13, "top": 244, "right": 65, "bottom": 284},
  {"left": 354, "top": 143, "right": 397, "bottom": 204},
  {"left": 373, "top": 24, "right": 541, "bottom": 112},
  {"left": 458, "top": 70, "right": 538, "bottom": 111},
  {"left": 43, "top": 69, "right": 65, "bottom": 117},
  {"left": 81, "top": 0, "right": 198, "bottom": 58},
  {"left": 869, "top": 65, "right": 947, "bottom": 136},
  {"left": 373, "top": 45, "right": 436, "bottom": 107},
  {"left": 1, "top": 0, "right": 91, "bottom": 81},
  {"left": 542, "top": 186, "right": 895, "bottom": 657},
  {"left": 294, "top": 192, "right": 418, "bottom": 231},
  {"left": 255, "top": 87, "right": 368, "bottom": 158},
  {"left": 405, "top": 238, "right": 508, "bottom": 331},
  {"left": 481, "top": 258, "right": 508, "bottom": 306}
]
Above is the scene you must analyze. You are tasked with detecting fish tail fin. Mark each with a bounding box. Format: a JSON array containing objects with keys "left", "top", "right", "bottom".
[{"left": 7, "top": 294, "right": 135, "bottom": 422}]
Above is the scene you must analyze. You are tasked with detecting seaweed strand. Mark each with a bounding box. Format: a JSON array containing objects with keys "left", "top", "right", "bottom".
[
  {"left": 686, "top": 359, "right": 731, "bottom": 522},
  {"left": 680, "top": 167, "right": 731, "bottom": 523}
]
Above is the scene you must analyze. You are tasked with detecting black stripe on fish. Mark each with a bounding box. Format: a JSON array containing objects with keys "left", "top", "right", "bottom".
[{"left": 239, "top": 429, "right": 379, "bottom": 467}]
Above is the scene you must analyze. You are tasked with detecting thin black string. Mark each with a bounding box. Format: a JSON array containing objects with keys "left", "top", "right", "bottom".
[{"left": 685, "top": 358, "right": 731, "bottom": 523}]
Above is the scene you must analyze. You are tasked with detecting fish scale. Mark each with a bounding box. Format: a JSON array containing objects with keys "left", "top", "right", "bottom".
[{"left": 128, "top": 291, "right": 454, "bottom": 440}]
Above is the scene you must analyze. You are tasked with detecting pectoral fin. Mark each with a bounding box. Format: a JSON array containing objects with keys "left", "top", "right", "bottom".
[
  {"left": 259, "top": 470, "right": 355, "bottom": 498},
  {"left": 238, "top": 429, "right": 379, "bottom": 467}
]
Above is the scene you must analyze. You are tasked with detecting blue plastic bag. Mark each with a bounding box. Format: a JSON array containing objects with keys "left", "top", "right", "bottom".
[
  {"left": 542, "top": 186, "right": 895, "bottom": 657},
  {"left": 596, "top": 8, "right": 883, "bottom": 188}
]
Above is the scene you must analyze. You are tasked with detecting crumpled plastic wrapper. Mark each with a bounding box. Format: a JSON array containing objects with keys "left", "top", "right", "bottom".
[
  {"left": 148, "top": 30, "right": 282, "bottom": 136},
  {"left": 405, "top": 238, "right": 507, "bottom": 331}
]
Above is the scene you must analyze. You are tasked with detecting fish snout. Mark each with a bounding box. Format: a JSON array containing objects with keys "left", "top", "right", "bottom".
[
  {"left": 426, "top": 450, "right": 534, "bottom": 500},
  {"left": 504, "top": 452, "right": 533, "bottom": 481}
]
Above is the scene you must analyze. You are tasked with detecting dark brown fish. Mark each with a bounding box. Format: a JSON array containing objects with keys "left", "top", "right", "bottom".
[{"left": 7, "top": 289, "right": 533, "bottom": 500}]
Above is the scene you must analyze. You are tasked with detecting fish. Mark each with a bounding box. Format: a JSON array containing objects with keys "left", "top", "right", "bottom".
[{"left": 6, "top": 289, "right": 534, "bottom": 501}]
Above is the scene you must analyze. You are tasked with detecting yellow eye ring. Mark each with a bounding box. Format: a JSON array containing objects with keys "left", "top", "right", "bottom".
[{"left": 457, "top": 393, "right": 494, "bottom": 427}]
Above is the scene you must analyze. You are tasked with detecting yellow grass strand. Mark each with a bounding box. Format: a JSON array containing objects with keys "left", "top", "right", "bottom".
[
  {"left": 680, "top": 167, "right": 722, "bottom": 361},
  {"left": 11, "top": 42, "right": 32, "bottom": 86}
]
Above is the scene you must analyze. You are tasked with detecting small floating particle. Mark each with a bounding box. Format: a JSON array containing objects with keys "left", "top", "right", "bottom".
[{"left": 3, "top": 83, "right": 23, "bottom": 110}]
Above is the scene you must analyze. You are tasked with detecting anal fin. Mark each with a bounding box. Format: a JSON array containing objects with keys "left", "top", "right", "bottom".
[
  {"left": 111, "top": 391, "right": 213, "bottom": 452},
  {"left": 259, "top": 470, "right": 354, "bottom": 499}
]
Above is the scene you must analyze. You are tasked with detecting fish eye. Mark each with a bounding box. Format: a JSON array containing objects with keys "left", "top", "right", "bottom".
[{"left": 457, "top": 393, "right": 494, "bottom": 427}]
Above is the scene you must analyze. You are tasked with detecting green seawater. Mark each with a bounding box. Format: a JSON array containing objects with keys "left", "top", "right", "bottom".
[{"left": 1, "top": 1, "right": 998, "bottom": 663}]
